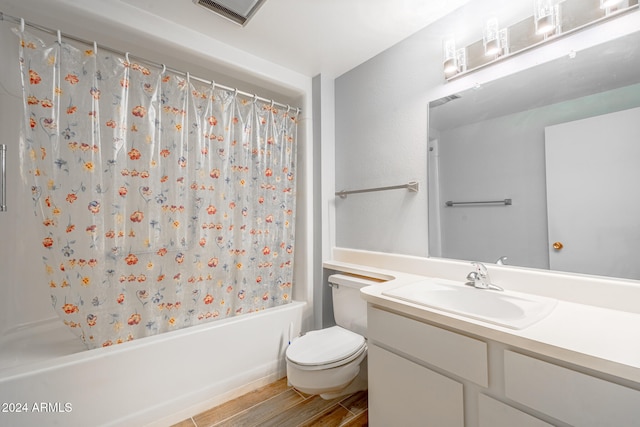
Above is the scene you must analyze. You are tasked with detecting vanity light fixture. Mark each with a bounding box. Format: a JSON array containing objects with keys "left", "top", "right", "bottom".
[
  {"left": 534, "top": 0, "right": 560, "bottom": 35},
  {"left": 442, "top": 0, "right": 637, "bottom": 80}
]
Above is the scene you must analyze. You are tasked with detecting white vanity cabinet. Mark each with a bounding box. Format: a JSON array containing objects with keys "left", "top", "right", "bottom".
[
  {"left": 367, "top": 305, "right": 640, "bottom": 427},
  {"left": 368, "top": 306, "right": 487, "bottom": 427}
]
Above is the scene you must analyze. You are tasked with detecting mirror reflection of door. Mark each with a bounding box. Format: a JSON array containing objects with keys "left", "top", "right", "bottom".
[{"left": 545, "top": 106, "right": 640, "bottom": 280}]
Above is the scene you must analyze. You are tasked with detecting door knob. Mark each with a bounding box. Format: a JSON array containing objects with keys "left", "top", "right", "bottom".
[{"left": 552, "top": 242, "right": 563, "bottom": 250}]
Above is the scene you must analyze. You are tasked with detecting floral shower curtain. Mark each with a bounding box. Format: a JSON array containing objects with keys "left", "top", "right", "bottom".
[{"left": 16, "top": 29, "right": 298, "bottom": 349}]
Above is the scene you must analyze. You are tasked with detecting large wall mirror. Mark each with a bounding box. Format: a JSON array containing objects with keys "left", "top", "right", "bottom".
[{"left": 428, "top": 29, "right": 640, "bottom": 281}]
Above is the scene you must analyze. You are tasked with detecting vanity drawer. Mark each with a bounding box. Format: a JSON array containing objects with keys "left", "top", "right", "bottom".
[
  {"left": 478, "top": 394, "right": 552, "bottom": 427},
  {"left": 504, "top": 350, "right": 640, "bottom": 426},
  {"left": 368, "top": 306, "right": 488, "bottom": 386}
]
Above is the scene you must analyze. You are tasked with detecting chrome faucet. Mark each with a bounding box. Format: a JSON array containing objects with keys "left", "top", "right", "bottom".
[{"left": 466, "top": 262, "right": 503, "bottom": 291}]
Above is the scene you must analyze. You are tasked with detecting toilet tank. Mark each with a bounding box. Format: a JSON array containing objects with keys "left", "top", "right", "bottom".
[{"left": 329, "top": 274, "right": 382, "bottom": 338}]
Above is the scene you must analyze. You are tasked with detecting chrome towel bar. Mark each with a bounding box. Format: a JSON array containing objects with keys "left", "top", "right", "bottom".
[
  {"left": 336, "top": 181, "right": 419, "bottom": 199},
  {"left": 445, "top": 198, "right": 512, "bottom": 207},
  {"left": 0, "top": 144, "right": 6, "bottom": 212}
]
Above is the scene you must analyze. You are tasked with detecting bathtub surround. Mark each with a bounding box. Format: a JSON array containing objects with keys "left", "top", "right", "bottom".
[
  {"left": 0, "top": 0, "right": 314, "bottom": 340},
  {"left": 0, "top": 301, "right": 305, "bottom": 426},
  {"left": 0, "top": 0, "right": 316, "bottom": 423},
  {"left": 0, "top": 0, "right": 319, "bottom": 425}
]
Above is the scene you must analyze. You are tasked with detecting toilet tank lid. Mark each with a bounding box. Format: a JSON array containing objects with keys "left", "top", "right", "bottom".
[{"left": 328, "top": 274, "right": 382, "bottom": 289}]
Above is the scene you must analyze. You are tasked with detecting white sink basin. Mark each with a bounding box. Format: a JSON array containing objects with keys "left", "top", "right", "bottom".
[{"left": 382, "top": 279, "right": 557, "bottom": 329}]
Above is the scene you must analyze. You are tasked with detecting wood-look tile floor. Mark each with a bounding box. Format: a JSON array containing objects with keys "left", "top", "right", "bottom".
[{"left": 171, "top": 378, "right": 368, "bottom": 427}]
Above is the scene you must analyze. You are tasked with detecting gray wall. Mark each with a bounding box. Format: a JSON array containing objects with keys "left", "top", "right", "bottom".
[
  {"left": 334, "top": 17, "right": 436, "bottom": 257},
  {"left": 334, "top": 0, "right": 527, "bottom": 257}
]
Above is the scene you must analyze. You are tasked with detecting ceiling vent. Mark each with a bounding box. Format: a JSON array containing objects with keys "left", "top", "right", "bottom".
[
  {"left": 429, "top": 94, "right": 461, "bottom": 108},
  {"left": 193, "top": 0, "right": 267, "bottom": 26}
]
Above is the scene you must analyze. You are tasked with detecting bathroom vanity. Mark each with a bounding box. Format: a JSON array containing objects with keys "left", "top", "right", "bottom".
[{"left": 325, "top": 249, "right": 640, "bottom": 427}]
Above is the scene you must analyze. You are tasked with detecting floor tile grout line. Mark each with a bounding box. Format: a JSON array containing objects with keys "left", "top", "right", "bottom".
[
  {"left": 339, "top": 409, "right": 367, "bottom": 427},
  {"left": 204, "top": 387, "right": 299, "bottom": 427},
  {"left": 202, "top": 387, "right": 304, "bottom": 427},
  {"left": 293, "top": 401, "right": 351, "bottom": 427},
  {"left": 292, "top": 388, "right": 313, "bottom": 400},
  {"left": 338, "top": 401, "right": 358, "bottom": 417}
]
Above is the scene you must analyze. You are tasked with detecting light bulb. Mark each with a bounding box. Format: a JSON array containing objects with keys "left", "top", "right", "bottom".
[
  {"left": 483, "top": 17, "right": 500, "bottom": 56},
  {"left": 534, "top": 0, "right": 558, "bottom": 35},
  {"left": 443, "top": 39, "right": 458, "bottom": 74},
  {"left": 600, "top": 0, "right": 624, "bottom": 8}
]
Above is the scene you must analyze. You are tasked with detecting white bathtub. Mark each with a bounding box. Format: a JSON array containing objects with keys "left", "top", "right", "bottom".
[{"left": 0, "top": 301, "right": 305, "bottom": 427}]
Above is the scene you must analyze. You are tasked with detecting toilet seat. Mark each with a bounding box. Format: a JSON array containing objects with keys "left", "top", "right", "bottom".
[{"left": 286, "top": 326, "right": 366, "bottom": 371}]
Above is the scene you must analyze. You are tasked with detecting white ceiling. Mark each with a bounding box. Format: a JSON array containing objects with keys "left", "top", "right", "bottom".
[{"left": 121, "top": 0, "right": 473, "bottom": 78}]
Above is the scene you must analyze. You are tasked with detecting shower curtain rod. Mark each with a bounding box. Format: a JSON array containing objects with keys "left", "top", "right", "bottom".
[{"left": 0, "top": 11, "right": 301, "bottom": 114}]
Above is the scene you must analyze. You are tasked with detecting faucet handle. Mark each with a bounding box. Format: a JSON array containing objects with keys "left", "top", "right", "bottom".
[
  {"left": 471, "top": 261, "right": 488, "bottom": 277},
  {"left": 469, "top": 261, "right": 503, "bottom": 291}
]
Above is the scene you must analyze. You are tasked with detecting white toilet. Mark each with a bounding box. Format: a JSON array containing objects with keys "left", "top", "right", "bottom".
[{"left": 286, "top": 273, "right": 376, "bottom": 399}]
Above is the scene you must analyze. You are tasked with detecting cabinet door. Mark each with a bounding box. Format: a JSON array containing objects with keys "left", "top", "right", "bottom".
[{"left": 369, "top": 344, "right": 464, "bottom": 427}]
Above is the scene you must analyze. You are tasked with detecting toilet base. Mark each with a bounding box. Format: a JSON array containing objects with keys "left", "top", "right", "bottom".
[
  {"left": 287, "top": 354, "right": 368, "bottom": 399},
  {"left": 319, "top": 358, "right": 368, "bottom": 400}
]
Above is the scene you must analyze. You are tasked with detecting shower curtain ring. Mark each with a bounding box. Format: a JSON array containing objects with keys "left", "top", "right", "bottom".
[
  {"left": 93, "top": 41, "right": 98, "bottom": 56},
  {"left": 286, "top": 105, "right": 291, "bottom": 113},
  {"left": 125, "top": 52, "right": 130, "bottom": 63},
  {"left": 211, "top": 80, "right": 215, "bottom": 91},
  {"left": 57, "top": 30, "right": 62, "bottom": 45},
  {"left": 20, "top": 18, "right": 25, "bottom": 32},
  {"left": 253, "top": 94, "right": 258, "bottom": 104},
  {"left": 161, "top": 64, "right": 166, "bottom": 74}
]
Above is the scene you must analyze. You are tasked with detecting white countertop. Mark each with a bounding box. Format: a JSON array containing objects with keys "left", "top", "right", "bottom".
[{"left": 324, "top": 258, "right": 640, "bottom": 384}]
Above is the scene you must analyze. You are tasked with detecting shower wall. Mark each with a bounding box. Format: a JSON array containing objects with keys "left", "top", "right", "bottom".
[{"left": 0, "top": 26, "right": 54, "bottom": 333}]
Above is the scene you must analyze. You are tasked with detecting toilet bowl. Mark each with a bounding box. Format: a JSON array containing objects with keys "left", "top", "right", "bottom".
[
  {"left": 286, "top": 274, "right": 379, "bottom": 399},
  {"left": 286, "top": 326, "right": 367, "bottom": 397}
]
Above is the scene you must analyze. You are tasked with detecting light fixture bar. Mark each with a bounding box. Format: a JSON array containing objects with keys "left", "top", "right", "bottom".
[{"left": 442, "top": 0, "right": 638, "bottom": 80}]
